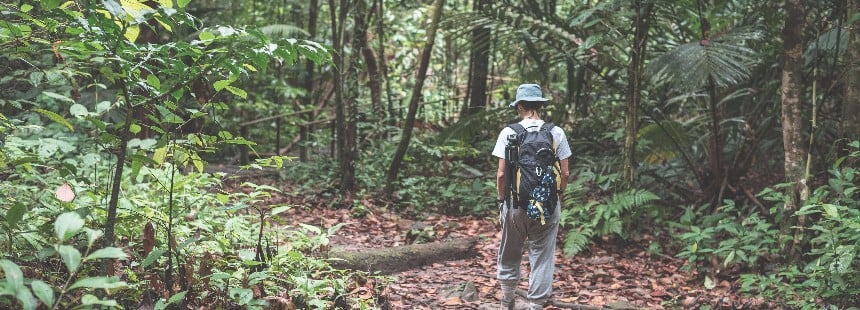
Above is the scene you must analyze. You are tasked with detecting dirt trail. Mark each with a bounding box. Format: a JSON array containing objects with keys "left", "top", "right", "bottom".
[{"left": 276, "top": 196, "right": 757, "bottom": 309}]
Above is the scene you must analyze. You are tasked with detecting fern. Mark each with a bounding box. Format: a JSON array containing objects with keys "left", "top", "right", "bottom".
[
  {"left": 563, "top": 227, "right": 593, "bottom": 256},
  {"left": 561, "top": 189, "right": 660, "bottom": 256}
]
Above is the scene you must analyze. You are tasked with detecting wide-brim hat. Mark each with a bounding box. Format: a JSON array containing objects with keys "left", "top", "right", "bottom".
[{"left": 509, "top": 83, "right": 549, "bottom": 108}]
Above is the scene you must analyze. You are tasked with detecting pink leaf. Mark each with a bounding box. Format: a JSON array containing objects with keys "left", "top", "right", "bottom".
[{"left": 55, "top": 183, "right": 75, "bottom": 202}]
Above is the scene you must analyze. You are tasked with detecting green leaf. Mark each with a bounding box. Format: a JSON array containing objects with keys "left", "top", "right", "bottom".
[
  {"left": 270, "top": 205, "right": 292, "bottom": 216},
  {"left": 69, "top": 276, "right": 126, "bottom": 290},
  {"left": 20, "top": 3, "right": 33, "bottom": 12},
  {"left": 6, "top": 203, "right": 26, "bottom": 227},
  {"left": 30, "top": 280, "right": 54, "bottom": 306},
  {"left": 70, "top": 104, "right": 88, "bottom": 118},
  {"left": 141, "top": 249, "right": 166, "bottom": 268},
  {"left": 40, "top": 0, "right": 61, "bottom": 10},
  {"left": 153, "top": 147, "right": 168, "bottom": 165},
  {"left": 129, "top": 123, "right": 141, "bottom": 134},
  {"left": 33, "top": 108, "right": 74, "bottom": 132},
  {"left": 168, "top": 290, "right": 187, "bottom": 304},
  {"left": 199, "top": 31, "right": 215, "bottom": 41},
  {"left": 0, "top": 259, "right": 24, "bottom": 293},
  {"left": 57, "top": 245, "right": 82, "bottom": 273},
  {"left": 86, "top": 247, "right": 128, "bottom": 260},
  {"left": 55, "top": 212, "right": 85, "bottom": 241},
  {"left": 177, "top": 0, "right": 191, "bottom": 8},
  {"left": 238, "top": 249, "right": 255, "bottom": 261},
  {"left": 213, "top": 79, "right": 230, "bottom": 91},
  {"left": 85, "top": 228, "right": 103, "bottom": 247},
  {"left": 224, "top": 86, "right": 247, "bottom": 99},
  {"left": 29, "top": 71, "right": 43, "bottom": 86},
  {"left": 822, "top": 204, "right": 840, "bottom": 219},
  {"left": 42, "top": 91, "right": 75, "bottom": 103},
  {"left": 16, "top": 289, "right": 37, "bottom": 310},
  {"left": 146, "top": 74, "right": 161, "bottom": 90},
  {"left": 81, "top": 294, "right": 119, "bottom": 306}
]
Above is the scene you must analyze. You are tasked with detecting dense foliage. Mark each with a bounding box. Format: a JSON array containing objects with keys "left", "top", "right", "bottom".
[{"left": 1, "top": 0, "right": 859, "bottom": 309}]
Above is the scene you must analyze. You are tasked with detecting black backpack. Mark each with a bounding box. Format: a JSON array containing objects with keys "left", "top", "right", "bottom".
[{"left": 506, "top": 122, "right": 560, "bottom": 224}]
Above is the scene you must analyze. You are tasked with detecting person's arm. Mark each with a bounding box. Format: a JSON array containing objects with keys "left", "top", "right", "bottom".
[
  {"left": 496, "top": 158, "right": 506, "bottom": 203},
  {"left": 558, "top": 158, "right": 570, "bottom": 204}
]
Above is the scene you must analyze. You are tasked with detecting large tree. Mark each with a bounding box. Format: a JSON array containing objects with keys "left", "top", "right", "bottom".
[{"left": 779, "top": 0, "right": 807, "bottom": 261}]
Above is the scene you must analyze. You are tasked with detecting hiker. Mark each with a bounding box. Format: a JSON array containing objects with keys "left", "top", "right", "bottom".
[{"left": 492, "top": 83, "right": 571, "bottom": 309}]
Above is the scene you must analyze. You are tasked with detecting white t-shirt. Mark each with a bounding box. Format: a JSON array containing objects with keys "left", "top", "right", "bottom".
[{"left": 492, "top": 119, "right": 571, "bottom": 160}]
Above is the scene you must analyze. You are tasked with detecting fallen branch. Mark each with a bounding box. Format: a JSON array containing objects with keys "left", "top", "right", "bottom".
[{"left": 328, "top": 238, "right": 477, "bottom": 274}]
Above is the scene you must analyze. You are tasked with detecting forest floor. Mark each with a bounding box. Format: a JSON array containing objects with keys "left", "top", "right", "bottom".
[{"left": 272, "top": 187, "right": 765, "bottom": 310}]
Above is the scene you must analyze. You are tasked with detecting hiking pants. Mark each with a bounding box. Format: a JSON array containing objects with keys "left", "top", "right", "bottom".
[{"left": 497, "top": 201, "right": 560, "bottom": 304}]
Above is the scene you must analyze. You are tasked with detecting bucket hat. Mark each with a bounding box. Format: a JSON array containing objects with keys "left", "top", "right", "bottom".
[{"left": 509, "top": 83, "right": 549, "bottom": 108}]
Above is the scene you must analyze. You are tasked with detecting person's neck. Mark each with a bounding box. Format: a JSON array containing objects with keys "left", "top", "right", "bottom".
[{"left": 522, "top": 113, "right": 541, "bottom": 120}]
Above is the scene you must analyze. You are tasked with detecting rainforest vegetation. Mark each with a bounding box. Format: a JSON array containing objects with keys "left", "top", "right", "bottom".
[{"left": 1, "top": 0, "right": 858, "bottom": 309}]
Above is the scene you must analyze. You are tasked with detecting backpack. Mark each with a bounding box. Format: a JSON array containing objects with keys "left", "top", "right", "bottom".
[{"left": 506, "top": 122, "right": 560, "bottom": 225}]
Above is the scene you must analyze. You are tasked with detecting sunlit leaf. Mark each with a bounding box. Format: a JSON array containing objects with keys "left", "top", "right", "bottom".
[
  {"left": 224, "top": 86, "right": 247, "bottom": 99},
  {"left": 69, "top": 276, "right": 126, "bottom": 290},
  {"left": 54, "top": 212, "right": 84, "bottom": 241},
  {"left": 33, "top": 108, "right": 74, "bottom": 131},
  {"left": 86, "top": 247, "right": 128, "bottom": 260},
  {"left": 81, "top": 294, "right": 119, "bottom": 306}
]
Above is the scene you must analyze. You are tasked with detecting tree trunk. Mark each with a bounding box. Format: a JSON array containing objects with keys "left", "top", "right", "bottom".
[
  {"left": 622, "top": 0, "right": 652, "bottom": 185},
  {"left": 300, "top": 0, "right": 319, "bottom": 161},
  {"left": 356, "top": 0, "right": 383, "bottom": 116},
  {"left": 845, "top": 0, "right": 860, "bottom": 141},
  {"left": 384, "top": 0, "right": 446, "bottom": 195},
  {"left": 375, "top": 0, "right": 396, "bottom": 126},
  {"left": 328, "top": 238, "right": 477, "bottom": 274},
  {"left": 463, "top": 0, "right": 491, "bottom": 116},
  {"left": 329, "top": 0, "right": 355, "bottom": 190},
  {"left": 779, "top": 0, "right": 807, "bottom": 263}
]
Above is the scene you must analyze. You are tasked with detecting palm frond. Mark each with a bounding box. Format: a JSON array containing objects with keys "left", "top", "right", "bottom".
[
  {"left": 647, "top": 27, "right": 762, "bottom": 92},
  {"left": 638, "top": 120, "right": 690, "bottom": 164},
  {"left": 260, "top": 24, "right": 309, "bottom": 39}
]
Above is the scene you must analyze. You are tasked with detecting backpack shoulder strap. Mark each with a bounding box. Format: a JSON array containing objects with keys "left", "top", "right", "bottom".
[
  {"left": 507, "top": 123, "right": 526, "bottom": 135},
  {"left": 540, "top": 122, "right": 558, "bottom": 153},
  {"left": 540, "top": 122, "right": 555, "bottom": 131}
]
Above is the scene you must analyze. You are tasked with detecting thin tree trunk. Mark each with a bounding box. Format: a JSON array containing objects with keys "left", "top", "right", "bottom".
[
  {"left": 779, "top": 0, "right": 807, "bottom": 263},
  {"left": 622, "top": 0, "right": 652, "bottom": 185},
  {"left": 845, "top": 0, "right": 860, "bottom": 141},
  {"left": 376, "top": 0, "right": 396, "bottom": 126},
  {"left": 463, "top": 0, "right": 491, "bottom": 116},
  {"left": 706, "top": 76, "right": 723, "bottom": 204},
  {"left": 329, "top": 0, "right": 355, "bottom": 191},
  {"left": 356, "top": 0, "right": 382, "bottom": 116},
  {"left": 300, "top": 0, "right": 319, "bottom": 161},
  {"left": 384, "top": 0, "right": 446, "bottom": 195}
]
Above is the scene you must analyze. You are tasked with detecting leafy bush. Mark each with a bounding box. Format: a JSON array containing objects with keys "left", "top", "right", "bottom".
[
  {"left": 1, "top": 212, "right": 128, "bottom": 309},
  {"left": 738, "top": 141, "right": 860, "bottom": 309},
  {"left": 674, "top": 200, "right": 782, "bottom": 274},
  {"left": 561, "top": 187, "right": 660, "bottom": 256}
]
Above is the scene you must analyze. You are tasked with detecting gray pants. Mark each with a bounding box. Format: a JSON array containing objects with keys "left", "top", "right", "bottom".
[{"left": 497, "top": 201, "right": 560, "bottom": 305}]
